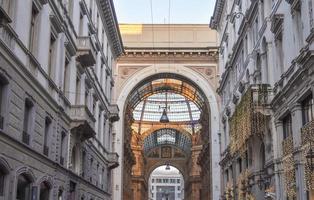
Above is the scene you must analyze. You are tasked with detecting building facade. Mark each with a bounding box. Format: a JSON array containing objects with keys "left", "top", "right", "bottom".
[
  {"left": 0, "top": 0, "right": 122, "bottom": 199},
  {"left": 211, "top": 0, "right": 314, "bottom": 199},
  {"left": 113, "top": 24, "right": 221, "bottom": 200},
  {"left": 148, "top": 166, "right": 184, "bottom": 200}
]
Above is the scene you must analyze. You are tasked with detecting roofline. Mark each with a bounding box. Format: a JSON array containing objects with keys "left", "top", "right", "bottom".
[
  {"left": 209, "top": 0, "right": 225, "bottom": 30},
  {"left": 98, "top": 0, "right": 124, "bottom": 58}
]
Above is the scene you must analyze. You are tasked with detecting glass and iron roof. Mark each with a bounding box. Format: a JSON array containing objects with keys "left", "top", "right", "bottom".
[
  {"left": 133, "top": 92, "right": 201, "bottom": 122},
  {"left": 143, "top": 128, "right": 192, "bottom": 155}
]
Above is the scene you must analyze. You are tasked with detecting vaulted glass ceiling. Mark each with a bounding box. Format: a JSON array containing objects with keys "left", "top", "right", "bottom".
[
  {"left": 143, "top": 128, "right": 192, "bottom": 155},
  {"left": 133, "top": 92, "right": 201, "bottom": 122}
]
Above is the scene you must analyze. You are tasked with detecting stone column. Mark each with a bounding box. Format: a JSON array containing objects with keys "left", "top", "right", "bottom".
[
  {"left": 274, "top": 120, "right": 284, "bottom": 199},
  {"left": 291, "top": 103, "right": 303, "bottom": 147}
]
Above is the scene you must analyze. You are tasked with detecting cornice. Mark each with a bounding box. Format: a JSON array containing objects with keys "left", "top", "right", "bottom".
[
  {"left": 122, "top": 47, "right": 218, "bottom": 58},
  {"left": 98, "top": 0, "right": 124, "bottom": 58},
  {"left": 210, "top": 0, "right": 226, "bottom": 29}
]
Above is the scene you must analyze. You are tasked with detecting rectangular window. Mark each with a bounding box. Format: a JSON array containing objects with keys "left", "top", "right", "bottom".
[
  {"left": 60, "top": 131, "right": 66, "bottom": 165},
  {"left": 302, "top": 94, "right": 314, "bottom": 125},
  {"left": 238, "top": 158, "right": 242, "bottom": 173},
  {"left": 283, "top": 114, "right": 292, "bottom": 139},
  {"left": 69, "top": 181, "right": 76, "bottom": 200},
  {"left": 29, "top": 4, "right": 39, "bottom": 53},
  {"left": 63, "top": 58, "right": 70, "bottom": 98},
  {"left": 0, "top": 169, "right": 5, "bottom": 196},
  {"left": 48, "top": 35, "right": 56, "bottom": 78},
  {"left": 43, "top": 117, "right": 51, "bottom": 156},
  {"left": 75, "top": 76, "right": 81, "bottom": 105},
  {"left": 23, "top": 99, "right": 33, "bottom": 145}
]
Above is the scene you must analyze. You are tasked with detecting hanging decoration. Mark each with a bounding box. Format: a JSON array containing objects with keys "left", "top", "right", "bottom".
[
  {"left": 237, "top": 169, "right": 254, "bottom": 200},
  {"left": 229, "top": 85, "right": 270, "bottom": 155},
  {"left": 301, "top": 120, "right": 314, "bottom": 190}
]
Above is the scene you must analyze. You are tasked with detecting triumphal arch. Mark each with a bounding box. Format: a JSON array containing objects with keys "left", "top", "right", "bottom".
[{"left": 112, "top": 24, "right": 220, "bottom": 200}]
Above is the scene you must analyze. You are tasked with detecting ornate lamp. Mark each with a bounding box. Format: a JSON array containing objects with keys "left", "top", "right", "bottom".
[
  {"left": 306, "top": 142, "right": 314, "bottom": 171},
  {"left": 160, "top": 108, "right": 170, "bottom": 123}
]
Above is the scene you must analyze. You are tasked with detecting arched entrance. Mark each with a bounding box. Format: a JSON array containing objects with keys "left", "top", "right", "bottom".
[
  {"left": 148, "top": 165, "right": 185, "bottom": 200},
  {"left": 113, "top": 68, "right": 220, "bottom": 200}
]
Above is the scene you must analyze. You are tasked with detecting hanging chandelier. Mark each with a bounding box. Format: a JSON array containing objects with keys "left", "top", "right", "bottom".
[{"left": 160, "top": 108, "right": 170, "bottom": 123}]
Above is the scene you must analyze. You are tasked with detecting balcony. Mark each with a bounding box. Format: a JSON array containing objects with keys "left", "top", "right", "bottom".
[
  {"left": 108, "top": 104, "right": 119, "bottom": 122},
  {"left": 301, "top": 120, "right": 314, "bottom": 145},
  {"left": 107, "top": 152, "right": 119, "bottom": 169},
  {"left": 69, "top": 105, "right": 96, "bottom": 141},
  {"left": 76, "top": 36, "right": 96, "bottom": 67}
]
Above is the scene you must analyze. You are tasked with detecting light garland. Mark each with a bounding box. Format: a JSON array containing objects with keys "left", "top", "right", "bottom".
[
  {"left": 282, "top": 136, "right": 296, "bottom": 199},
  {"left": 236, "top": 169, "right": 254, "bottom": 200},
  {"left": 229, "top": 85, "right": 269, "bottom": 155},
  {"left": 301, "top": 120, "right": 314, "bottom": 190}
]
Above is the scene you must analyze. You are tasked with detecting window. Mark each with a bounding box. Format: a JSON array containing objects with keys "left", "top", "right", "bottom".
[
  {"left": 0, "top": 167, "right": 7, "bottom": 196},
  {"left": 43, "top": 117, "right": 51, "bottom": 156},
  {"left": 69, "top": 181, "right": 76, "bottom": 200},
  {"left": 57, "top": 189, "right": 63, "bottom": 200},
  {"left": 282, "top": 114, "right": 292, "bottom": 139},
  {"left": 0, "top": 75, "right": 8, "bottom": 129},
  {"left": 48, "top": 35, "right": 56, "bottom": 78},
  {"left": 151, "top": 186, "right": 154, "bottom": 190},
  {"left": 63, "top": 58, "right": 70, "bottom": 98},
  {"left": 29, "top": 3, "right": 39, "bottom": 53},
  {"left": 16, "top": 174, "right": 32, "bottom": 200},
  {"left": 75, "top": 76, "right": 81, "bottom": 105},
  {"left": 177, "top": 179, "right": 180, "bottom": 183},
  {"left": 177, "top": 186, "right": 180, "bottom": 190},
  {"left": 39, "top": 181, "right": 51, "bottom": 200},
  {"left": 60, "top": 131, "right": 66, "bottom": 165},
  {"left": 23, "top": 99, "right": 34, "bottom": 145},
  {"left": 252, "top": 17, "right": 259, "bottom": 46},
  {"left": 275, "top": 34, "right": 284, "bottom": 74},
  {"left": 81, "top": 151, "right": 86, "bottom": 177},
  {"left": 152, "top": 178, "right": 154, "bottom": 183},
  {"left": 302, "top": 94, "right": 314, "bottom": 125},
  {"left": 71, "top": 146, "right": 78, "bottom": 173},
  {"left": 238, "top": 158, "right": 242, "bottom": 173}
]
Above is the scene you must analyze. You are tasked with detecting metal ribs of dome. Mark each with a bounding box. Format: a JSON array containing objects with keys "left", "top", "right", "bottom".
[
  {"left": 143, "top": 128, "right": 192, "bottom": 155},
  {"left": 127, "top": 73, "right": 208, "bottom": 110}
]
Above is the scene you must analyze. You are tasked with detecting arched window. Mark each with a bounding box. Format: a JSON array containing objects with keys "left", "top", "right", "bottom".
[
  {"left": 39, "top": 181, "right": 51, "bottom": 200},
  {"left": 0, "top": 167, "right": 8, "bottom": 197},
  {"left": 16, "top": 173, "right": 33, "bottom": 200}
]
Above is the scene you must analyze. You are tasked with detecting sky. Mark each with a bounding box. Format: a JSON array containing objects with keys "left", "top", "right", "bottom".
[{"left": 113, "top": 0, "right": 216, "bottom": 24}]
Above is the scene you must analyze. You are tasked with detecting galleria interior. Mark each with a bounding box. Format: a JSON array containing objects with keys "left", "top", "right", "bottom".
[{"left": 0, "top": 0, "right": 314, "bottom": 200}]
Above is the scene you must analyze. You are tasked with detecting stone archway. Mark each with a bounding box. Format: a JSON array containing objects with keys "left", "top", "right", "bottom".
[{"left": 113, "top": 65, "right": 220, "bottom": 200}]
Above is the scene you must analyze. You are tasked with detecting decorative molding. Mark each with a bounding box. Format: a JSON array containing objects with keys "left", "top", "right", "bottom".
[{"left": 98, "top": 0, "right": 124, "bottom": 58}]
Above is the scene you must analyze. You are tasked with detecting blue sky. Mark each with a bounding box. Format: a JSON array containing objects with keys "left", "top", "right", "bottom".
[{"left": 113, "top": 0, "right": 216, "bottom": 24}]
